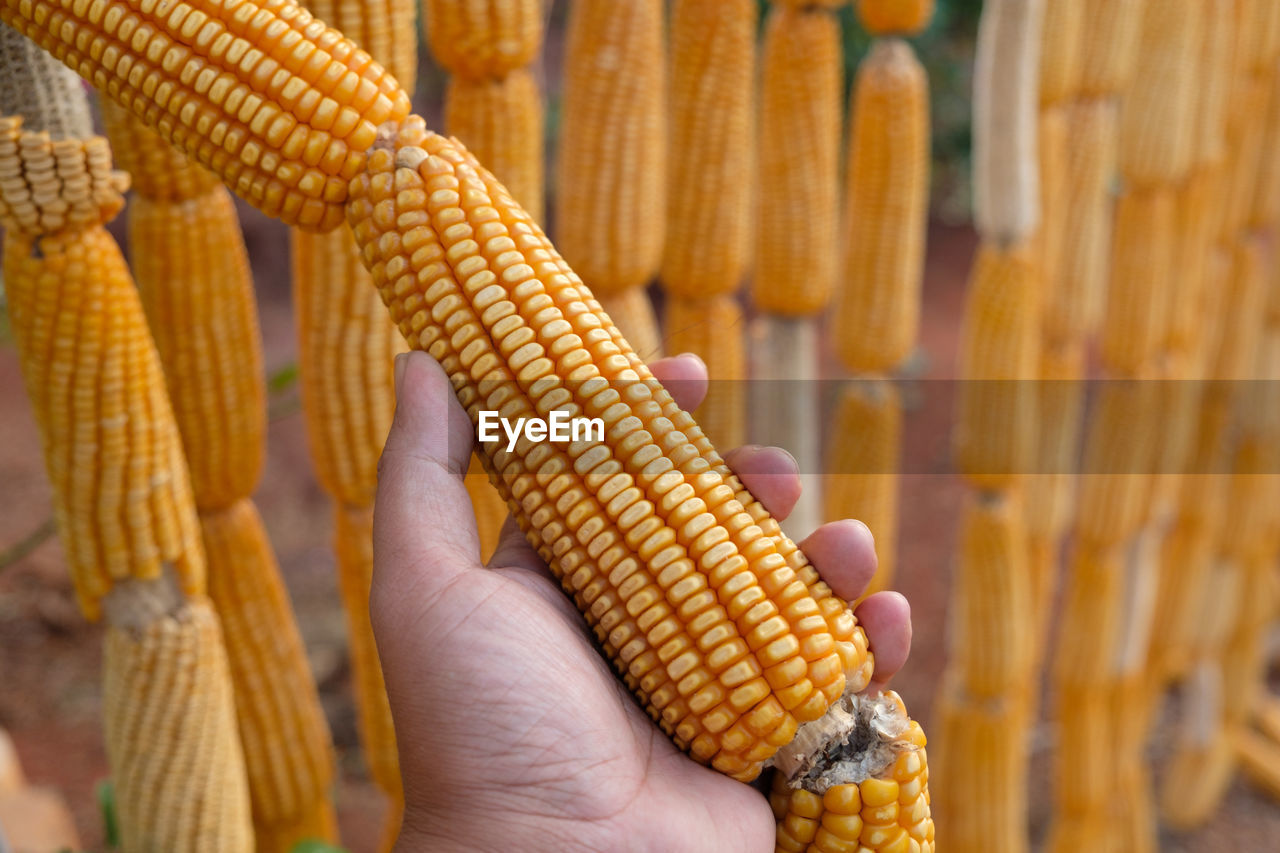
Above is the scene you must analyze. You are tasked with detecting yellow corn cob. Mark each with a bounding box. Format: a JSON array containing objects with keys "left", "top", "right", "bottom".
[
  {"left": 304, "top": 0, "right": 416, "bottom": 89},
  {"left": 1100, "top": 186, "right": 1175, "bottom": 376},
  {"left": 662, "top": 0, "right": 755, "bottom": 300},
  {"left": 1234, "top": 725, "right": 1280, "bottom": 801},
  {"left": 1052, "top": 544, "right": 1126, "bottom": 689},
  {"left": 1212, "top": 234, "right": 1268, "bottom": 381},
  {"left": 1025, "top": 340, "right": 1084, "bottom": 544},
  {"left": 972, "top": 0, "right": 1045, "bottom": 245},
  {"left": 931, "top": 686, "right": 1026, "bottom": 853},
  {"left": 1165, "top": 169, "right": 1221, "bottom": 362},
  {"left": 422, "top": 0, "right": 542, "bottom": 80},
  {"left": 1223, "top": 75, "right": 1271, "bottom": 240},
  {"left": 823, "top": 380, "right": 900, "bottom": 595},
  {"left": 833, "top": 38, "right": 929, "bottom": 375},
  {"left": 347, "top": 121, "right": 882, "bottom": 782},
  {"left": 1076, "top": 0, "right": 1145, "bottom": 98},
  {"left": 102, "top": 591, "right": 252, "bottom": 852},
  {"left": 770, "top": 693, "right": 933, "bottom": 853},
  {"left": 444, "top": 69, "right": 544, "bottom": 221},
  {"left": 1250, "top": 68, "right": 1280, "bottom": 229},
  {"left": 0, "top": 0, "right": 413, "bottom": 230},
  {"left": 953, "top": 243, "right": 1039, "bottom": 491},
  {"left": 753, "top": 4, "right": 841, "bottom": 316},
  {"left": 1117, "top": 0, "right": 1202, "bottom": 189},
  {"left": 467, "top": 454, "right": 509, "bottom": 563},
  {"left": 945, "top": 490, "right": 1033, "bottom": 699},
  {"left": 556, "top": 0, "right": 665, "bottom": 296},
  {"left": 664, "top": 295, "right": 747, "bottom": 450},
  {"left": 1, "top": 122, "right": 203, "bottom": 619},
  {"left": 1193, "top": 4, "right": 1235, "bottom": 169},
  {"left": 1033, "top": 105, "right": 1068, "bottom": 337},
  {"left": 856, "top": 0, "right": 935, "bottom": 36},
  {"left": 1038, "top": 0, "right": 1082, "bottom": 105},
  {"left": 1072, "top": 383, "right": 1159, "bottom": 546},
  {"left": 203, "top": 500, "right": 338, "bottom": 851},
  {"left": 596, "top": 287, "right": 664, "bottom": 362},
  {"left": 1044, "top": 99, "right": 1116, "bottom": 345},
  {"left": 100, "top": 91, "right": 218, "bottom": 200}
]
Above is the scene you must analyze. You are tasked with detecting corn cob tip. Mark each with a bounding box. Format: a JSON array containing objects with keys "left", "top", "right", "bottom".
[{"left": 773, "top": 690, "right": 920, "bottom": 794}]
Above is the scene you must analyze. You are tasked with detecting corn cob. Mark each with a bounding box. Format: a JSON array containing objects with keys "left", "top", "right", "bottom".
[
  {"left": 1250, "top": 66, "right": 1280, "bottom": 229},
  {"left": 1038, "top": 0, "right": 1082, "bottom": 105},
  {"left": 972, "top": 0, "right": 1045, "bottom": 245},
  {"left": 1117, "top": 0, "right": 1202, "bottom": 189},
  {"left": 823, "top": 381, "right": 900, "bottom": 596},
  {"left": 1223, "top": 76, "right": 1272, "bottom": 240},
  {"left": 856, "top": 0, "right": 934, "bottom": 37},
  {"left": 664, "top": 295, "right": 747, "bottom": 451},
  {"left": 597, "top": 287, "right": 664, "bottom": 363},
  {"left": 1032, "top": 104, "right": 1067, "bottom": 330},
  {"left": 1192, "top": 3, "right": 1235, "bottom": 170},
  {"left": 952, "top": 243, "right": 1038, "bottom": 492},
  {"left": 753, "top": 3, "right": 841, "bottom": 316},
  {"left": 105, "top": 99, "right": 338, "bottom": 849},
  {"left": 1076, "top": 0, "right": 1146, "bottom": 98},
  {"left": 556, "top": 0, "right": 665, "bottom": 355},
  {"left": 103, "top": 588, "right": 252, "bottom": 853},
  {"left": 833, "top": 38, "right": 929, "bottom": 375},
  {"left": 662, "top": 0, "right": 755, "bottom": 300},
  {"left": 1100, "top": 186, "right": 1175, "bottom": 376},
  {"left": 443, "top": 70, "right": 544, "bottom": 220},
  {"left": 421, "top": 0, "right": 541, "bottom": 81},
  {"left": 770, "top": 693, "right": 933, "bottom": 853},
  {"left": 0, "top": 0, "right": 413, "bottom": 230}
]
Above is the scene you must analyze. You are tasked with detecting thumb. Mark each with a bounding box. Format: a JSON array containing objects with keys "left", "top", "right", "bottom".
[{"left": 372, "top": 350, "right": 482, "bottom": 613}]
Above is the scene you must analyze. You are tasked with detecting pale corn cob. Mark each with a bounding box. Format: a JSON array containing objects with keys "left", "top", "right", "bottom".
[
  {"left": 103, "top": 589, "right": 252, "bottom": 853},
  {"left": 556, "top": 0, "right": 665, "bottom": 300},
  {"left": 1038, "top": 0, "right": 1082, "bottom": 105},
  {"left": 1117, "top": 0, "right": 1202, "bottom": 188},
  {"left": 770, "top": 693, "right": 933, "bottom": 853},
  {"left": 0, "top": 0, "right": 413, "bottom": 230},
  {"left": 823, "top": 381, "right": 900, "bottom": 595},
  {"left": 1043, "top": 99, "right": 1116, "bottom": 346},
  {"left": 664, "top": 295, "right": 747, "bottom": 451},
  {"left": 972, "top": 0, "right": 1045, "bottom": 245},
  {"left": 833, "top": 38, "right": 929, "bottom": 375},
  {"left": 856, "top": 0, "right": 934, "bottom": 36},
  {"left": 443, "top": 70, "right": 544, "bottom": 220},
  {"left": 952, "top": 244, "right": 1039, "bottom": 491},
  {"left": 1076, "top": 0, "right": 1146, "bottom": 98},
  {"left": 597, "top": 287, "right": 664, "bottom": 362},
  {"left": 753, "top": 3, "right": 841, "bottom": 316},
  {"left": 1100, "top": 186, "right": 1175, "bottom": 376},
  {"left": 662, "top": 0, "right": 755, "bottom": 300}
]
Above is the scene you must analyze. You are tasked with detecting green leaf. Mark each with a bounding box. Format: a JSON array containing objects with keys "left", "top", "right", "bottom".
[
  {"left": 289, "top": 841, "right": 349, "bottom": 853},
  {"left": 96, "top": 778, "right": 119, "bottom": 848},
  {"left": 267, "top": 361, "right": 299, "bottom": 395}
]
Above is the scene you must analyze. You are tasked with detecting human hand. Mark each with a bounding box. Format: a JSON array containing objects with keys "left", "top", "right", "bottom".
[{"left": 371, "top": 350, "right": 913, "bottom": 853}]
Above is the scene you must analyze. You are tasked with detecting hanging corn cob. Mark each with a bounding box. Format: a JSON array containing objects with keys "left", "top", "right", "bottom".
[
  {"left": 289, "top": 0, "right": 417, "bottom": 841},
  {"left": 556, "top": 0, "right": 664, "bottom": 358},
  {"left": 0, "top": 26, "right": 251, "bottom": 848},
  {"left": 826, "top": 11, "right": 930, "bottom": 595},
  {"left": 101, "top": 100, "right": 337, "bottom": 851},
  {"left": 0, "top": 5, "right": 934, "bottom": 848},
  {"left": 937, "top": 2, "right": 1043, "bottom": 850},
  {"left": 660, "top": 0, "right": 754, "bottom": 451},
  {"left": 752, "top": 0, "right": 844, "bottom": 540}
]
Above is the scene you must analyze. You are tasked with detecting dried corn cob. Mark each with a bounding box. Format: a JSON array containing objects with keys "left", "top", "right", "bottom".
[
  {"left": 833, "top": 38, "right": 929, "bottom": 375},
  {"left": 1076, "top": 0, "right": 1146, "bottom": 98},
  {"left": 556, "top": 0, "right": 665, "bottom": 313},
  {"left": 952, "top": 243, "right": 1039, "bottom": 492},
  {"left": 1038, "top": 0, "right": 1083, "bottom": 105},
  {"left": 972, "top": 0, "right": 1046, "bottom": 245},
  {"left": 856, "top": 0, "right": 934, "bottom": 36},
  {"left": 443, "top": 70, "right": 544, "bottom": 220},
  {"left": 823, "top": 381, "right": 900, "bottom": 595},
  {"left": 770, "top": 693, "right": 933, "bottom": 853},
  {"left": 1100, "top": 186, "right": 1175, "bottom": 376},
  {"left": 662, "top": 0, "right": 755, "bottom": 300},
  {"left": 664, "top": 295, "right": 747, "bottom": 451},
  {"left": 422, "top": 0, "right": 541, "bottom": 81},
  {"left": 0, "top": 0, "right": 413, "bottom": 230},
  {"left": 754, "top": 3, "right": 841, "bottom": 316}
]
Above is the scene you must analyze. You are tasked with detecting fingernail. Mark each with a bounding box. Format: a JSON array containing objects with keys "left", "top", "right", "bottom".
[{"left": 394, "top": 352, "right": 409, "bottom": 398}]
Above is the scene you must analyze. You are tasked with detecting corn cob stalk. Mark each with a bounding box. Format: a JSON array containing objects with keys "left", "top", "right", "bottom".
[
  {"left": 856, "top": 0, "right": 934, "bottom": 36},
  {"left": 426, "top": 0, "right": 545, "bottom": 219},
  {"left": 769, "top": 693, "right": 933, "bottom": 853},
  {"left": 823, "top": 381, "right": 900, "bottom": 596},
  {"left": 833, "top": 37, "right": 929, "bottom": 376},
  {"left": 665, "top": 295, "right": 747, "bottom": 451},
  {"left": 555, "top": 0, "right": 664, "bottom": 354},
  {"left": 104, "top": 99, "right": 337, "bottom": 850}
]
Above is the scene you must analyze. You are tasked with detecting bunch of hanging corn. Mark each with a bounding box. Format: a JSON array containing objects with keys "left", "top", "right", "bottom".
[
  {"left": 825, "top": 0, "right": 932, "bottom": 596},
  {"left": 935, "top": 1, "right": 1043, "bottom": 851},
  {"left": 659, "top": 0, "right": 755, "bottom": 451},
  {"left": 288, "top": 0, "right": 417, "bottom": 842},
  {"left": 0, "top": 26, "right": 251, "bottom": 849},
  {"left": 556, "top": 0, "right": 665, "bottom": 360},
  {"left": 100, "top": 99, "right": 336, "bottom": 852},
  {"left": 750, "top": 0, "right": 845, "bottom": 539},
  {"left": 423, "top": 0, "right": 548, "bottom": 559}
]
